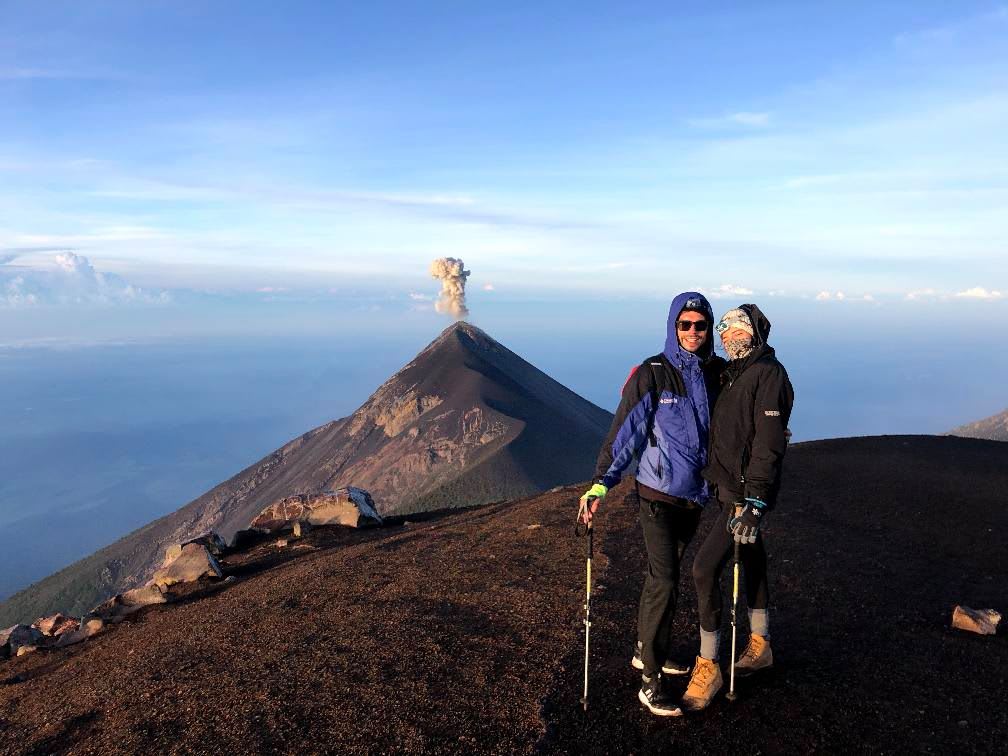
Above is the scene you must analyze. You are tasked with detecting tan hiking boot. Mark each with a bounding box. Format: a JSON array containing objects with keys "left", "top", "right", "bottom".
[
  {"left": 681, "top": 655, "right": 722, "bottom": 711},
  {"left": 734, "top": 634, "right": 773, "bottom": 677}
]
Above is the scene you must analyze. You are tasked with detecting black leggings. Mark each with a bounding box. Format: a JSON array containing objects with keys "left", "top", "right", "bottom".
[
  {"left": 637, "top": 494, "right": 702, "bottom": 676},
  {"left": 692, "top": 500, "right": 770, "bottom": 632}
]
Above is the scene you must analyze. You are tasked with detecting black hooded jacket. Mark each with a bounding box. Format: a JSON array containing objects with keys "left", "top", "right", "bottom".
[{"left": 702, "top": 303, "right": 794, "bottom": 507}]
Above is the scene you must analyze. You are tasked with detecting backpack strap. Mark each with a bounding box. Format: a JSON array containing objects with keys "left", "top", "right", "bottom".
[{"left": 643, "top": 354, "right": 686, "bottom": 447}]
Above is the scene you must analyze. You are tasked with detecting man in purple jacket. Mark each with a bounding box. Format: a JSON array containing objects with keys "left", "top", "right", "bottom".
[{"left": 579, "top": 291, "right": 726, "bottom": 717}]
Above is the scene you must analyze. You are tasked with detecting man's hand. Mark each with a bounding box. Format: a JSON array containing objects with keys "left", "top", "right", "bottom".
[
  {"left": 727, "top": 498, "right": 767, "bottom": 544},
  {"left": 578, "top": 483, "right": 608, "bottom": 524}
]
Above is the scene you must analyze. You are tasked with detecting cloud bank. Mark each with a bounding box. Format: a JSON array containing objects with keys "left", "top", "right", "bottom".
[{"left": 0, "top": 252, "right": 169, "bottom": 307}]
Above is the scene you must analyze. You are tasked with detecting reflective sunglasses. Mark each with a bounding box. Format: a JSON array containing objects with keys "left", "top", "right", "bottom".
[{"left": 676, "top": 319, "right": 709, "bottom": 332}]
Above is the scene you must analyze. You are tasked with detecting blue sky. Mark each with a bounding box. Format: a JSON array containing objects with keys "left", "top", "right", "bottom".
[{"left": 1, "top": 1, "right": 1005, "bottom": 315}]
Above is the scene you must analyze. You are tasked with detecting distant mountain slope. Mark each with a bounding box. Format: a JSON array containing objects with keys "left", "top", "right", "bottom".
[
  {"left": 0, "top": 322, "right": 611, "bottom": 626},
  {"left": 948, "top": 408, "right": 1008, "bottom": 441},
  {"left": 2, "top": 436, "right": 1006, "bottom": 753}
]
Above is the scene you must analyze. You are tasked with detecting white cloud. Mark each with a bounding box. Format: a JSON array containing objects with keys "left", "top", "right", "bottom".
[
  {"left": 815, "top": 290, "right": 848, "bottom": 301},
  {"left": 904, "top": 288, "right": 939, "bottom": 301},
  {"left": 483, "top": 283, "right": 495, "bottom": 291},
  {"left": 700, "top": 283, "right": 755, "bottom": 299},
  {"left": 955, "top": 286, "right": 1003, "bottom": 299},
  {"left": 408, "top": 292, "right": 432, "bottom": 301},
  {"left": 689, "top": 112, "right": 771, "bottom": 129},
  {"left": 0, "top": 252, "right": 169, "bottom": 308}
]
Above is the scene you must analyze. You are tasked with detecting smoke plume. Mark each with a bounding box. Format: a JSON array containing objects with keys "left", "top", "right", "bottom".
[{"left": 429, "top": 257, "right": 470, "bottom": 319}]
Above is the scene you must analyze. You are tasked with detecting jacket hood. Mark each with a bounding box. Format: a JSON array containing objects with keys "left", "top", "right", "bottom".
[
  {"left": 738, "top": 303, "right": 772, "bottom": 348},
  {"left": 663, "top": 291, "right": 716, "bottom": 363},
  {"left": 723, "top": 303, "right": 775, "bottom": 377}
]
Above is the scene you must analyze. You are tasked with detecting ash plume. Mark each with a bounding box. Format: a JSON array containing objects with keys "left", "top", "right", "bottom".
[{"left": 429, "top": 257, "right": 471, "bottom": 319}]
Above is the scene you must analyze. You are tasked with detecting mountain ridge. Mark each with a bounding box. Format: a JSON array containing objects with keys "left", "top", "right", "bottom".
[
  {"left": 0, "top": 322, "right": 611, "bottom": 626},
  {"left": 948, "top": 407, "right": 1008, "bottom": 442}
]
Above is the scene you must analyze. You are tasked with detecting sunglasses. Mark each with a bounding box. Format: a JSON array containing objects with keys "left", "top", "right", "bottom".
[{"left": 676, "top": 320, "right": 709, "bottom": 332}]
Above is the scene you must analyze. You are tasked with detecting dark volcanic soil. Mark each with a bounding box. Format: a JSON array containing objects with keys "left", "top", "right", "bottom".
[{"left": 1, "top": 435, "right": 1006, "bottom": 754}]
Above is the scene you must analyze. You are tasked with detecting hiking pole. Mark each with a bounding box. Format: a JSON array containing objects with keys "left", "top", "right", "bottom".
[
  {"left": 726, "top": 539, "right": 741, "bottom": 702},
  {"left": 576, "top": 496, "right": 596, "bottom": 711}
]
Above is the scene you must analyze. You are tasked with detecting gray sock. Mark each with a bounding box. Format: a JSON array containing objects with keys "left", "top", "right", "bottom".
[
  {"left": 700, "top": 629, "right": 720, "bottom": 661},
  {"left": 749, "top": 608, "right": 769, "bottom": 638}
]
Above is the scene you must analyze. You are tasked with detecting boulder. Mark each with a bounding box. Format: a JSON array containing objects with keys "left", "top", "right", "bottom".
[
  {"left": 952, "top": 605, "right": 1002, "bottom": 635},
  {"left": 307, "top": 488, "right": 383, "bottom": 528},
  {"left": 151, "top": 543, "right": 224, "bottom": 589},
  {"left": 34, "top": 613, "right": 79, "bottom": 638},
  {"left": 292, "top": 521, "right": 311, "bottom": 538},
  {"left": 1, "top": 624, "right": 44, "bottom": 658},
  {"left": 16, "top": 645, "right": 38, "bottom": 657},
  {"left": 55, "top": 617, "right": 104, "bottom": 648},
  {"left": 250, "top": 487, "right": 383, "bottom": 532},
  {"left": 92, "top": 584, "right": 168, "bottom": 623},
  {"left": 163, "top": 531, "right": 226, "bottom": 566}
]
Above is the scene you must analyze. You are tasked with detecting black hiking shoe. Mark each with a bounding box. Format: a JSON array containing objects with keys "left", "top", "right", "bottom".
[
  {"left": 638, "top": 673, "right": 683, "bottom": 717},
  {"left": 631, "top": 641, "right": 692, "bottom": 675}
]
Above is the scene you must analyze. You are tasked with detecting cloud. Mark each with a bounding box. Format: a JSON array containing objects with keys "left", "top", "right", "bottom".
[
  {"left": 955, "top": 286, "right": 1003, "bottom": 300},
  {"left": 0, "top": 254, "right": 17, "bottom": 265},
  {"left": 408, "top": 292, "right": 432, "bottom": 301},
  {"left": 483, "top": 283, "right": 495, "bottom": 291},
  {"left": 0, "top": 252, "right": 170, "bottom": 308},
  {"left": 816, "top": 290, "right": 846, "bottom": 301},
  {"left": 904, "top": 288, "right": 939, "bottom": 301},
  {"left": 689, "top": 112, "right": 771, "bottom": 129},
  {"left": 700, "top": 284, "right": 755, "bottom": 299}
]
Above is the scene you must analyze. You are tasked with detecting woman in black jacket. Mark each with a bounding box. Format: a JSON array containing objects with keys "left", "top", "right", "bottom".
[{"left": 681, "top": 304, "right": 794, "bottom": 712}]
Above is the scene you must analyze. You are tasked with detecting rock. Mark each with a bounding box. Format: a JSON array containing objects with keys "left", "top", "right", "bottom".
[
  {"left": 250, "top": 487, "right": 383, "bottom": 532},
  {"left": 92, "top": 584, "right": 168, "bottom": 622},
  {"left": 162, "top": 532, "right": 227, "bottom": 567},
  {"left": 55, "top": 617, "right": 104, "bottom": 648},
  {"left": 310, "top": 487, "right": 383, "bottom": 528},
  {"left": 151, "top": 544, "right": 224, "bottom": 589},
  {"left": 33, "top": 613, "right": 78, "bottom": 638},
  {"left": 952, "top": 605, "right": 1002, "bottom": 635},
  {"left": 163, "top": 543, "right": 184, "bottom": 565},
  {"left": 16, "top": 645, "right": 38, "bottom": 657},
  {"left": 1, "top": 624, "right": 44, "bottom": 657},
  {"left": 526, "top": 524, "right": 542, "bottom": 531},
  {"left": 276, "top": 539, "right": 289, "bottom": 548},
  {"left": 188, "top": 531, "right": 226, "bottom": 555},
  {"left": 292, "top": 521, "right": 311, "bottom": 538}
]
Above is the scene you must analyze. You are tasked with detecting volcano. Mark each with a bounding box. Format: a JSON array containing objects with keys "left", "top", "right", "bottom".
[
  {"left": 949, "top": 407, "right": 1008, "bottom": 442},
  {"left": 0, "top": 322, "right": 611, "bottom": 626}
]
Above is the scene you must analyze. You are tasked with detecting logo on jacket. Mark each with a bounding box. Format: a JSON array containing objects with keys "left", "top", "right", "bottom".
[
  {"left": 659, "top": 397, "right": 677, "bottom": 405},
  {"left": 764, "top": 409, "right": 781, "bottom": 416},
  {"left": 685, "top": 298, "right": 703, "bottom": 310}
]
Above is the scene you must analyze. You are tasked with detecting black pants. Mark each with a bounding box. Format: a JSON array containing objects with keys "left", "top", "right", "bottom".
[
  {"left": 692, "top": 499, "right": 770, "bottom": 632},
  {"left": 637, "top": 494, "right": 702, "bottom": 677}
]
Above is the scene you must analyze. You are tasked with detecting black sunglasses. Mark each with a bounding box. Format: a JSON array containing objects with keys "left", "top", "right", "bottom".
[{"left": 676, "top": 320, "right": 709, "bottom": 332}]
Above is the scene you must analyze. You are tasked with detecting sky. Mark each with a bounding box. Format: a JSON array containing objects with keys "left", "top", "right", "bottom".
[
  {"left": 0, "top": 0, "right": 1005, "bottom": 308},
  {"left": 1, "top": 3, "right": 1008, "bottom": 597}
]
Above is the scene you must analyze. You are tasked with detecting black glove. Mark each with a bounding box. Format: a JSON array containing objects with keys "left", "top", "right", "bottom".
[{"left": 727, "top": 498, "right": 767, "bottom": 544}]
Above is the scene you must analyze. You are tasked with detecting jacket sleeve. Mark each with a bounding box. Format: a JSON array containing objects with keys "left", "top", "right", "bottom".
[
  {"left": 743, "top": 364, "right": 795, "bottom": 504},
  {"left": 593, "top": 364, "right": 655, "bottom": 489}
]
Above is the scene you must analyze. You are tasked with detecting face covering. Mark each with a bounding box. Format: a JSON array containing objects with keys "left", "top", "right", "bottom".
[{"left": 723, "top": 337, "right": 754, "bottom": 361}]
